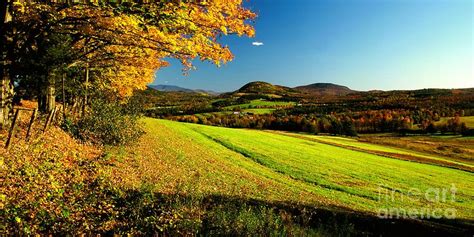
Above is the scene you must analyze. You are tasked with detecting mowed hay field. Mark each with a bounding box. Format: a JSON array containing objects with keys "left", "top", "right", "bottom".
[
  {"left": 270, "top": 131, "right": 474, "bottom": 172},
  {"left": 107, "top": 118, "right": 474, "bottom": 235},
  {"left": 435, "top": 116, "right": 474, "bottom": 128},
  {"left": 224, "top": 99, "right": 295, "bottom": 110}
]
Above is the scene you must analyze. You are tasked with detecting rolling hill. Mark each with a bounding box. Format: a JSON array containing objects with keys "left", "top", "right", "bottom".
[
  {"left": 151, "top": 81, "right": 473, "bottom": 100},
  {"left": 237, "top": 81, "right": 291, "bottom": 94},
  {"left": 228, "top": 81, "right": 356, "bottom": 100},
  {"left": 294, "top": 83, "right": 355, "bottom": 95},
  {"left": 227, "top": 81, "right": 358, "bottom": 99}
]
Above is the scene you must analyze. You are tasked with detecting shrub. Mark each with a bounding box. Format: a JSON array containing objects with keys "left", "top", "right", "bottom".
[
  {"left": 452, "top": 147, "right": 463, "bottom": 154},
  {"left": 73, "top": 99, "right": 143, "bottom": 145},
  {"left": 61, "top": 117, "right": 80, "bottom": 137},
  {"left": 342, "top": 119, "right": 358, "bottom": 137},
  {"left": 461, "top": 128, "right": 474, "bottom": 136}
]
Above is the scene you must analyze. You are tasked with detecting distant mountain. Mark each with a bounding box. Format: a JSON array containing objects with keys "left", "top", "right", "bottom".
[
  {"left": 148, "top": 84, "right": 219, "bottom": 95},
  {"left": 149, "top": 82, "right": 472, "bottom": 100},
  {"left": 149, "top": 85, "right": 194, "bottom": 92},
  {"left": 294, "top": 83, "right": 355, "bottom": 96},
  {"left": 236, "top": 81, "right": 296, "bottom": 95}
]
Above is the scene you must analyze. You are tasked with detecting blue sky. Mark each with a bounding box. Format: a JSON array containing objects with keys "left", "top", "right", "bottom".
[{"left": 153, "top": 0, "right": 473, "bottom": 92}]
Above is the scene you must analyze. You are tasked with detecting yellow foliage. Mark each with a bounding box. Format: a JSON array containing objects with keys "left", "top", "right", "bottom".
[{"left": 13, "top": 0, "right": 256, "bottom": 99}]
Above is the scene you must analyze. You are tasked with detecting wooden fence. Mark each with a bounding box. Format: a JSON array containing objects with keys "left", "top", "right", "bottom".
[{"left": 4, "top": 105, "right": 62, "bottom": 149}]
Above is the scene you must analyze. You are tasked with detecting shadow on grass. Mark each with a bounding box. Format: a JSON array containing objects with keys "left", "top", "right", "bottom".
[
  {"left": 3, "top": 150, "right": 472, "bottom": 236},
  {"left": 101, "top": 188, "right": 473, "bottom": 236}
]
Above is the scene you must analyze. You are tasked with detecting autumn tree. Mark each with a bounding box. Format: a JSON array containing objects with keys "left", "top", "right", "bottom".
[{"left": 1, "top": 0, "right": 256, "bottom": 124}]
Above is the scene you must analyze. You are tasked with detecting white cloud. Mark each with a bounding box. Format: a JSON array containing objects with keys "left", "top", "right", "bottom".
[{"left": 252, "top": 41, "right": 264, "bottom": 46}]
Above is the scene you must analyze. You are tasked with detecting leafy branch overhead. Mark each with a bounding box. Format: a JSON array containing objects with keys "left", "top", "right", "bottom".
[{"left": 5, "top": 0, "right": 256, "bottom": 98}]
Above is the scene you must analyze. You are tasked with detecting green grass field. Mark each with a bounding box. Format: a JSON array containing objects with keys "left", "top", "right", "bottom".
[
  {"left": 436, "top": 116, "right": 474, "bottom": 128},
  {"left": 197, "top": 108, "right": 275, "bottom": 116},
  {"left": 224, "top": 99, "right": 295, "bottom": 110},
  {"left": 271, "top": 131, "right": 474, "bottom": 171},
  {"left": 109, "top": 118, "right": 474, "bottom": 227},
  {"left": 242, "top": 108, "right": 275, "bottom": 114}
]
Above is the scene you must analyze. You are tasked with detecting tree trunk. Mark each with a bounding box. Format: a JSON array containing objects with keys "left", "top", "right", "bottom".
[
  {"left": 46, "top": 82, "right": 55, "bottom": 112},
  {"left": 0, "top": 74, "right": 13, "bottom": 128},
  {"left": 0, "top": 0, "right": 12, "bottom": 128},
  {"left": 0, "top": 1, "right": 10, "bottom": 40},
  {"left": 62, "top": 73, "right": 66, "bottom": 120},
  {"left": 38, "top": 74, "right": 56, "bottom": 113},
  {"left": 82, "top": 64, "right": 89, "bottom": 115},
  {"left": 38, "top": 76, "right": 46, "bottom": 112}
]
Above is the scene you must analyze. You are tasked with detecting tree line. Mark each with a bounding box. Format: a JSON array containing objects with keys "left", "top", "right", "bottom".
[{"left": 166, "top": 111, "right": 471, "bottom": 137}]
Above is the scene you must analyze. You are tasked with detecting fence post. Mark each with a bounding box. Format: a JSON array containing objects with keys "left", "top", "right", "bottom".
[
  {"left": 5, "top": 109, "right": 20, "bottom": 149},
  {"left": 26, "top": 108, "right": 37, "bottom": 141},
  {"left": 51, "top": 105, "right": 61, "bottom": 125},
  {"left": 50, "top": 106, "right": 57, "bottom": 125},
  {"left": 43, "top": 107, "right": 55, "bottom": 133},
  {"left": 62, "top": 73, "right": 66, "bottom": 120}
]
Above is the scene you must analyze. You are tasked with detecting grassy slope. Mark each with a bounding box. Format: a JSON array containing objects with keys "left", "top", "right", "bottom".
[
  {"left": 108, "top": 119, "right": 329, "bottom": 206},
  {"left": 110, "top": 118, "right": 474, "bottom": 222},
  {"left": 271, "top": 131, "right": 474, "bottom": 171},
  {"left": 197, "top": 108, "right": 275, "bottom": 116},
  {"left": 2, "top": 126, "right": 107, "bottom": 234},
  {"left": 436, "top": 116, "right": 474, "bottom": 128},
  {"left": 242, "top": 108, "right": 275, "bottom": 114},
  {"left": 224, "top": 100, "right": 295, "bottom": 110},
  {"left": 358, "top": 134, "right": 474, "bottom": 164}
]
